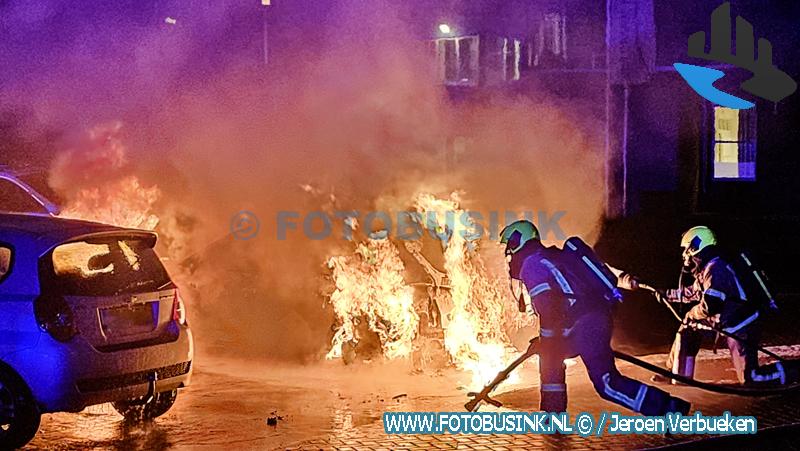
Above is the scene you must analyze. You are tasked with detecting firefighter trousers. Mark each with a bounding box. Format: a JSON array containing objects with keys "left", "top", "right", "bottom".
[
  {"left": 539, "top": 313, "right": 689, "bottom": 415},
  {"left": 667, "top": 319, "right": 800, "bottom": 385}
]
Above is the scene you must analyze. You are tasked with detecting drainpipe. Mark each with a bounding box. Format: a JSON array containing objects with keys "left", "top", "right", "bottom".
[
  {"left": 605, "top": 0, "right": 629, "bottom": 218},
  {"left": 604, "top": 0, "right": 612, "bottom": 217},
  {"left": 262, "top": 3, "right": 270, "bottom": 66},
  {"left": 622, "top": 83, "right": 630, "bottom": 216}
]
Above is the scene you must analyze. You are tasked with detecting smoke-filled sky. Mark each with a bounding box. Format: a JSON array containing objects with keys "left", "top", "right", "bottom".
[{"left": 1, "top": 0, "right": 607, "bottom": 362}]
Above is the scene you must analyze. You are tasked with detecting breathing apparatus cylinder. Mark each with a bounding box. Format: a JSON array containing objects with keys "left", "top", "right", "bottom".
[{"left": 562, "top": 237, "right": 622, "bottom": 303}]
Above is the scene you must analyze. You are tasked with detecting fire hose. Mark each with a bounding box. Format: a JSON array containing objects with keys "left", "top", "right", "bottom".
[
  {"left": 621, "top": 282, "right": 800, "bottom": 395},
  {"left": 465, "top": 288, "right": 800, "bottom": 411},
  {"left": 611, "top": 350, "right": 800, "bottom": 396},
  {"left": 637, "top": 283, "right": 786, "bottom": 363}
]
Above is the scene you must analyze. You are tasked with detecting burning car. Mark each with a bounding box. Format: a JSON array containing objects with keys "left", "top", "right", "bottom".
[
  {"left": 0, "top": 213, "right": 193, "bottom": 448},
  {"left": 323, "top": 193, "right": 537, "bottom": 389}
]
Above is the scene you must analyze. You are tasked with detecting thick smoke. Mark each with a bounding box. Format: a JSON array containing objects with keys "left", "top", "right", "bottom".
[{"left": 1, "top": 0, "right": 605, "bottom": 362}]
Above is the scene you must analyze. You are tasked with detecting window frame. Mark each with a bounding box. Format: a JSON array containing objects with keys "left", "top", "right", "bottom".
[
  {"left": 502, "top": 37, "right": 522, "bottom": 81},
  {"left": 43, "top": 235, "right": 170, "bottom": 297},
  {"left": 533, "top": 11, "right": 568, "bottom": 68},
  {"left": 434, "top": 35, "right": 480, "bottom": 87},
  {"left": 709, "top": 105, "right": 758, "bottom": 183}
]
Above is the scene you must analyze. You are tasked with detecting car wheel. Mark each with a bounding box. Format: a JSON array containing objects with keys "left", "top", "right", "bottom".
[
  {"left": 0, "top": 366, "right": 41, "bottom": 450},
  {"left": 111, "top": 389, "right": 178, "bottom": 423}
]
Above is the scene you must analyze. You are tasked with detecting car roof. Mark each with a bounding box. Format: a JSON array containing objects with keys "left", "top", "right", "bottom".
[{"left": 0, "top": 212, "right": 156, "bottom": 256}]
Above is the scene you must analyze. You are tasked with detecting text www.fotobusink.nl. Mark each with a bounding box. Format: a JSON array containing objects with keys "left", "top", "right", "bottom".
[{"left": 383, "top": 411, "right": 757, "bottom": 436}]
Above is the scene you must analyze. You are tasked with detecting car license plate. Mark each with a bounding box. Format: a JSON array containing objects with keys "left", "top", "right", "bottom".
[{"left": 100, "top": 302, "right": 156, "bottom": 336}]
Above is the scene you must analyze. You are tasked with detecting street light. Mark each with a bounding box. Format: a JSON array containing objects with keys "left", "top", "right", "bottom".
[{"left": 438, "top": 23, "right": 452, "bottom": 35}]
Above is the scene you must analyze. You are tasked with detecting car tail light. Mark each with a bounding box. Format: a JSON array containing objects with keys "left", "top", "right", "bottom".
[
  {"left": 172, "top": 289, "right": 187, "bottom": 325},
  {"left": 34, "top": 294, "right": 77, "bottom": 342}
]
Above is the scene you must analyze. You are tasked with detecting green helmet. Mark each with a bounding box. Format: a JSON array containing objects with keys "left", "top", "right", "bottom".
[
  {"left": 500, "top": 220, "right": 540, "bottom": 254},
  {"left": 680, "top": 226, "right": 717, "bottom": 256}
]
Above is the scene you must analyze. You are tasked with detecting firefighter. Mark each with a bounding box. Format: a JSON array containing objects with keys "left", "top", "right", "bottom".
[
  {"left": 652, "top": 226, "right": 796, "bottom": 385},
  {"left": 501, "top": 220, "right": 690, "bottom": 415}
]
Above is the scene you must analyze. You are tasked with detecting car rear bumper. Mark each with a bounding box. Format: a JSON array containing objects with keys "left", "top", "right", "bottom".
[{"left": 4, "top": 326, "right": 193, "bottom": 413}]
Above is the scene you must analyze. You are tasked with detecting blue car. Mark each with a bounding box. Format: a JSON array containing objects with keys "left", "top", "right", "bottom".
[{"left": 0, "top": 213, "right": 193, "bottom": 449}]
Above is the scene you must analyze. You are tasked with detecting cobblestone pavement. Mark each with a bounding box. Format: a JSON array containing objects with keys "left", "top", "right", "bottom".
[
  {"left": 285, "top": 348, "right": 800, "bottom": 451},
  {"left": 26, "top": 349, "right": 800, "bottom": 450}
]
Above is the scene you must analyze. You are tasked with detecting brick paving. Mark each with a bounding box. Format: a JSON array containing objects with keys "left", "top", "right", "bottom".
[{"left": 284, "top": 350, "right": 800, "bottom": 450}]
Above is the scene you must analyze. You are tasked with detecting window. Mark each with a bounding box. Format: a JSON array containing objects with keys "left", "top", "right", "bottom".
[
  {"left": 502, "top": 38, "right": 521, "bottom": 81},
  {"left": 434, "top": 36, "right": 479, "bottom": 86},
  {"left": 47, "top": 237, "right": 170, "bottom": 296},
  {"left": 0, "top": 178, "right": 48, "bottom": 214},
  {"left": 533, "top": 12, "right": 567, "bottom": 68},
  {"left": 0, "top": 246, "right": 11, "bottom": 283},
  {"left": 712, "top": 106, "right": 757, "bottom": 181}
]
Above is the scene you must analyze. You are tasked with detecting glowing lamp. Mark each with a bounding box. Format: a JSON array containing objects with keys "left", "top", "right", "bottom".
[{"left": 438, "top": 23, "right": 452, "bottom": 35}]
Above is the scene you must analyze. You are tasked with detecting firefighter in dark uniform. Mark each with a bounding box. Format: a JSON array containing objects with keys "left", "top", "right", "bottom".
[
  {"left": 654, "top": 226, "right": 795, "bottom": 385},
  {"left": 501, "top": 220, "right": 690, "bottom": 415}
]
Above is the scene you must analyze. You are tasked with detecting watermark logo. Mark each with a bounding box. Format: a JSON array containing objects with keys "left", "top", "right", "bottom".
[
  {"left": 277, "top": 210, "right": 567, "bottom": 243},
  {"left": 228, "top": 210, "right": 568, "bottom": 243},
  {"left": 674, "top": 2, "right": 796, "bottom": 109},
  {"left": 230, "top": 210, "right": 260, "bottom": 240}
]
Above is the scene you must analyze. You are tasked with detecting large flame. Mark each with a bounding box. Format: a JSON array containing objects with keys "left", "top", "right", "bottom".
[
  {"left": 414, "top": 192, "right": 518, "bottom": 388},
  {"left": 326, "top": 192, "right": 531, "bottom": 389},
  {"left": 52, "top": 126, "right": 531, "bottom": 388},
  {"left": 60, "top": 176, "right": 161, "bottom": 230},
  {"left": 326, "top": 239, "right": 419, "bottom": 360},
  {"left": 50, "top": 123, "right": 161, "bottom": 230}
]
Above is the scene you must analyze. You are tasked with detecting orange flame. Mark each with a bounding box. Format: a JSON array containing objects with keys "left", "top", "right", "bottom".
[
  {"left": 60, "top": 176, "right": 161, "bottom": 230},
  {"left": 414, "top": 192, "right": 520, "bottom": 388},
  {"left": 326, "top": 239, "right": 419, "bottom": 360},
  {"left": 50, "top": 123, "right": 161, "bottom": 230},
  {"left": 326, "top": 192, "right": 534, "bottom": 389}
]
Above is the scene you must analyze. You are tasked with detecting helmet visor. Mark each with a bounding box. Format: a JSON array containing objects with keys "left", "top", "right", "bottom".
[{"left": 504, "top": 231, "right": 523, "bottom": 255}]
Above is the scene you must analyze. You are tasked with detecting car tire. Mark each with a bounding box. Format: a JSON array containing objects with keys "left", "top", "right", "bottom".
[
  {"left": 0, "top": 366, "right": 41, "bottom": 450},
  {"left": 111, "top": 389, "right": 178, "bottom": 423}
]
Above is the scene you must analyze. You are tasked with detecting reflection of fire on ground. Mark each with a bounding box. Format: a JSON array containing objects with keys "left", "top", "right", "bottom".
[{"left": 324, "top": 192, "right": 537, "bottom": 389}]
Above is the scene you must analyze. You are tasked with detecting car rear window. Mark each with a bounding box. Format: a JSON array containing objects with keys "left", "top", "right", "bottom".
[{"left": 44, "top": 237, "right": 171, "bottom": 296}]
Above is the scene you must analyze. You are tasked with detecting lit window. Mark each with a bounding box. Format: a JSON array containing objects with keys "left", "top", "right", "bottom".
[
  {"left": 434, "top": 36, "right": 479, "bottom": 86},
  {"left": 712, "top": 106, "right": 757, "bottom": 181},
  {"left": 534, "top": 12, "right": 567, "bottom": 68}
]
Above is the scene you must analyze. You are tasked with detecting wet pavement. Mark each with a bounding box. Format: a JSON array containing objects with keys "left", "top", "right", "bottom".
[
  {"left": 25, "top": 356, "right": 468, "bottom": 450},
  {"left": 23, "top": 348, "right": 800, "bottom": 450}
]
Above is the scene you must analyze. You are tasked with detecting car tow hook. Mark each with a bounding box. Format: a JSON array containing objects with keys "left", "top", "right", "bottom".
[{"left": 135, "top": 372, "right": 158, "bottom": 405}]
